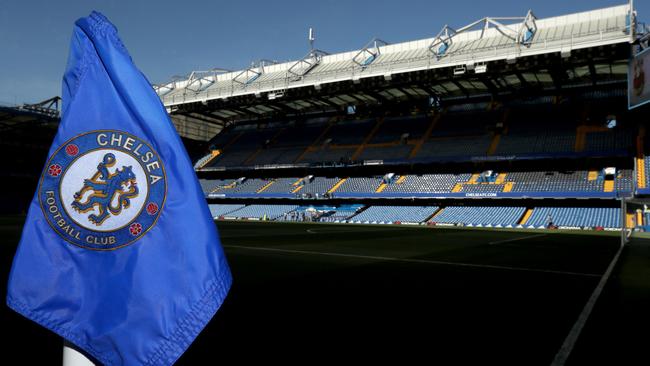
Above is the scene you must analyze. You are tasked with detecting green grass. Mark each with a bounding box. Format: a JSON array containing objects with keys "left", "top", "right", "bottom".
[{"left": 2, "top": 218, "right": 649, "bottom": 364}]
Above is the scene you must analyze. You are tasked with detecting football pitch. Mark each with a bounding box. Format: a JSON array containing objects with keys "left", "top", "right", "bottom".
[{"left": 2, "top": 217, "right": 650, "bottom": 364}]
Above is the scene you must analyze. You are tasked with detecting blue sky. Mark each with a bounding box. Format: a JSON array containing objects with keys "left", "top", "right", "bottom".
[{"left": 0, "top": 0, "right": 645, "bottom": 105}]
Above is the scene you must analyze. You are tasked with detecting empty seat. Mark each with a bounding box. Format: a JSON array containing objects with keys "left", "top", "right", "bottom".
[
  {"left": 350, "top": 206, "right": 438, "bottom": 223},
  {"left": 431, "top": 206, "right": 525, "bottom": 226}
]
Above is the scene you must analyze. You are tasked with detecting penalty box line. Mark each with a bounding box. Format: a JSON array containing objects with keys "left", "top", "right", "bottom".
[
  {"left": 224, "top": 245, "right": 600, "bottom": 278},
  {"left": 550, "top": 241, "right": 625, "bottom": 366},
  {"left": 488, "top": 233, "right": 547, "bottom": 245}
]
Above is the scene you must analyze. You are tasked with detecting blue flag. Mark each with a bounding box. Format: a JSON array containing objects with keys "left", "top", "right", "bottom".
[{"left": 6, "top": 11, "right": 232, "bottom": 365}]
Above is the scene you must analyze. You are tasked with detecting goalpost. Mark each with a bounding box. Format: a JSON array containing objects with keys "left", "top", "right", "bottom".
[
  {"left": 622, "top": 197, "right": 631, "bottom": 245},
  {"left": 552, "top": 195, "right": 633, "bottom": 365},
  {"left": 620, "top": 196, "right": 650, "bottom": 245}
]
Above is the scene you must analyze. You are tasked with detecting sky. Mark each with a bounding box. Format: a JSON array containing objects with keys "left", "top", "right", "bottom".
[{"left": 0, "top": 0, "right": 646, "bottom": 105}]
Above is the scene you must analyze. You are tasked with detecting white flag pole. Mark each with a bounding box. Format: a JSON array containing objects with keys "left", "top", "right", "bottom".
[{"left": 63, "top": 341, "right": 95, "bottom": 366}]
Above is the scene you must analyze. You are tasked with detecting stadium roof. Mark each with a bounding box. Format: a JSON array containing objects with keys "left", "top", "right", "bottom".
[
  {"left": 160, "top": 3, "right": 646, "bottom": 141},
  {"left": 159, "top": 4, "right": 634, "bottom": 108},
  {"left": 0, "top": 97, "right": 60, "bottom": 132}
]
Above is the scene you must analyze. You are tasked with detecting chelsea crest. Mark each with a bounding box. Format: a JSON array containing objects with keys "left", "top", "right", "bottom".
[{"left": 39, "top": 130, "right": 166, "bottom": 250}]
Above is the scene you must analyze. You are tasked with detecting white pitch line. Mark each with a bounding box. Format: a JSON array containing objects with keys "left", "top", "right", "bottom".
[
  {"left": 223, "top": 245, "right": 600, "bottom": 278},
  {"left": 219, "top": 227, "right": 408, "bottom": 238},
  {"left": 550, "top": 242, "right": 625, "bottom": 366},
  {"left": 305, "top": 227, "right": 408, "bottom": 234},
  {"left": 489, "top": 233, "right": 547, "bottom": 245}
]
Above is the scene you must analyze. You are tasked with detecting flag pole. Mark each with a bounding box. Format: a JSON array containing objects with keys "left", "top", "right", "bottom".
[{"left": 63, "top": 341, "right": 94, "bottom": 366}]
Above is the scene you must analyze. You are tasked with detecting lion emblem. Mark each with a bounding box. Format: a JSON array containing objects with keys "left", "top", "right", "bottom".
[{"left": 71, "top": 153, "right": 139, "bottom": 225}]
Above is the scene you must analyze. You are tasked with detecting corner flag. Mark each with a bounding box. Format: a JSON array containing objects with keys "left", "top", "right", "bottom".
[{"left": 6, "top": 11, "right": 232, "bottom": 365}]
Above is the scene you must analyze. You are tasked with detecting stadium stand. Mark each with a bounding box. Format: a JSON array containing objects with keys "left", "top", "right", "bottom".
[
  {"left": 199, "top": 100, "right": 639, "bottom": 168},
  {"left": 614, "top": 169, "right": 634, "bottom": 192},
  {"left": 430, "top": 206, "right": 526, "bottom": 227},
  {"left": 298, "top": 177, "right": 340, "bottom": 195},
  {"left": 200, "top": 179, "right": 235, "bottom": 195},
  {"left": 208, "top": 204, "right": 246, "bottom": 218},
  {"left": 206, "top": 203, "right": 622, "bottom": 229},
  {"left": 505, "top": 171, "right": 603, "bottom": 192},
  {"left": 261, "top": 177, "right": 302, "bottom": 193},
  {"left": 416, "top": 136, "right": 492, "bottom": 159},
  {"left": 370, "top": 114, "right": 430, "bottom": 143},
  {"left": 382, "top": 174, "right": 470, "bottom": 193},
  {"left": 194, "top": 153, "right": 215, "bottom": 169},
  {"left": 154, "top": 4, "right": 644, "bottom": 232},
  {"left": 205, "top": 123, "right": 284, "bottom": 167},
  {"left": 643, "top": 156, "right": 650, "bottom": 188},
  {"left": 198, "top": 167, "right": 634, "bottom": 198},
  {"left": 227, "top": 205, "right": 298, "bottom": 220},
  {"left": 246, "top": 117, "right": 332, "bottom": 165},
  {"left": 349, "top": 206, "right": 439, "bottom": 224},
  {"left": 300, "top": 147, "right": 356, "bottom": 164},
  {"left": 335, "top": 177, "right": 381, "bottom": 193},
  {"left": 251, "top": 147, "right": 305, "bottom": 166},
  {"left": 495, "top": 105, "right": 578, "bottom": 156},
  {"left": 459, "top": 184, "right": 505, "bottom": 194},
  {"left": 196, "top": 96, "right": 640, "bottom": 168},
  {"left": 228, "top": 178, "right": 271, "bottom": 193},
  {"left": 525, "top": 207, "right": 621, "bottom": 228},
  {"left": 275, "top": 204, "right": 365, "bottom": 222},
  {"left": 357, "top": 145, "right": 414, "bottom": 161},
  {"left": 318, "top": 205, "right": 364, "bottom": 222},
  {"left": 321, "top": 118, "right": 377, "bottom": 145},
  {"left": 584, "top": 129, "right": 635, "bottom": 153},
  {"left": 430, "top": 107, "right": 495, "bottom": 138}
]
